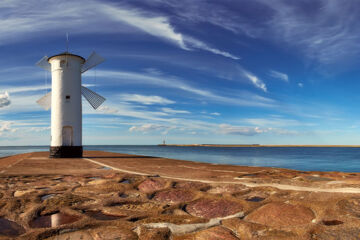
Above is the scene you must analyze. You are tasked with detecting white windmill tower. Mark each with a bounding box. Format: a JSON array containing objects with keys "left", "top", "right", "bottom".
[{"left": 36, "top": 51, "right": 105, "bottom": 158}]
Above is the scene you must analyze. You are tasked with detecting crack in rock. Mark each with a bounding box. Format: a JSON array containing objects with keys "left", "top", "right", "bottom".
[{"left": 135, "top": 211, "right": 244, "bottom": 235}]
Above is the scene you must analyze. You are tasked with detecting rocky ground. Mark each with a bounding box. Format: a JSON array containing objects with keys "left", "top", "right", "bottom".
[{"left": 1, "top": 151, "right": 360, "bottom": 239}]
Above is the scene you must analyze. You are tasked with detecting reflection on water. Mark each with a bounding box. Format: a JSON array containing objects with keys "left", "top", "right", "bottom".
[
  {"left": 246, "top": 196, "right": 265, "bottom": 202},
  {"left": 2, "top": 145, "right": 360, "bottom": 172},
  {"left": 101, "top": 166, "right": 112, "bottom": 170},
  {"left": 0, "top": 218, "right": 25, "bottom": 237},
  {"left": 41, "top": 194, "right": 55, "bottom": 201},
  {"left": 86, "top": 146, "right": 360, "bottom": 172},
  {"left": 120, "top": 179, "right": 131, "bottom": 184},
  {"left": 30, "top": 212, "right": 80, "bottom": 228},
  {"left": 85, "top": 211, "right": 122, "bottom": 220}
]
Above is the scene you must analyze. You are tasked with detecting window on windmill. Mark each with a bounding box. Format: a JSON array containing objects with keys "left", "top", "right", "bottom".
[
  {"left": 60, "top": 60, "right": 66, "bottom": 67},
  {"left": 66, "top": 95, "right": 70, "bottom": 100}
]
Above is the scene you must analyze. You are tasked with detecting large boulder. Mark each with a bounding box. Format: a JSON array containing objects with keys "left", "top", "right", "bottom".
[
  {"left": 186, "top": 198, "right": 244, "bottom": 218},
  {"left": 173, "top": 226, "right": 239, "bottom": 240},
  {"left": 138, "top": 178, "right": 168, "bottom": 193},
  {"left": 153, "top": 189, "right": 195, "bottom": 204},
  {"left": 245, "top": 202, "right": 315, "bottom": 227}
]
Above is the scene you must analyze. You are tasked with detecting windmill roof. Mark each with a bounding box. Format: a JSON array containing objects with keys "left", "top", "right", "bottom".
[{"left": 48, "top": 52, "right": 85, "bottom": 62}]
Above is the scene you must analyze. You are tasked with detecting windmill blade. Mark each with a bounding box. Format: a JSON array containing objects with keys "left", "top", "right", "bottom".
[
  {"left": 81, "top": 86, "right": 106, "bottom": 110},
  {"left": 36, "top": 91, "right": 51, "bottom": 110},
  {"left": 81, "top": 51, "right": 105, "bottom": 73},
  {"left": 36, "top": 56, "right": 51, "bottom": 71}
]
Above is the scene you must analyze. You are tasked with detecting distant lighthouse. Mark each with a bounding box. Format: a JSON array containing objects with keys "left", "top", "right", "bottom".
[{"left": 36, "top": 51, "right": 106, "bottom": 158}]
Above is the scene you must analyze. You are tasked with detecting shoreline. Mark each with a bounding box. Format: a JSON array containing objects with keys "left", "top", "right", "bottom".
[
  {"left": 1, "top": 151, "right": 360, "bottom": 239},
  {"left": 159, "top": 144, "right": 360, "bottom": 147}
]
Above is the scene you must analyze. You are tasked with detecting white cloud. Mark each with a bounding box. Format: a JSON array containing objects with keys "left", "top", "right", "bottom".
[
  {"left": 184, "top": 37, "right": 240, "bottom": 60},
  {"left": 218, "top": 123, "right": 298, "bottom": 136},
  {"left": 257, "top": 0, "right": 360, "bottom": 65},
  {"left": 2, "top": 85, "right": 49, "bottom": 94},
  {"left": 151, "top": 0, "right": 360, "bottom": 66},
  {"left": 101, "top": 4, "right": 188, "bottom": 50},
  {"left": 119, "top": 94, "right": 175, "bottom": 105},
  {"left": 0, "top": 83, "right": 95, "bottom": 96},
  {"left": 96, "top": 69, "right": 275, "bottom": 107},
  {"left": 0, "top": 0, "right": 238, "bottom": 60},
  {"left": 101, "top": 4, "right": 239, "bottom": 59},
  {"left": 0, "top": 91, "right": 10, "bottom": 108},
  {"left": 129, "top": 123, "right": 175, "bottom": 134},
  {"left": 219, "top": 124, "right": 266, "bottom": 136},
  {"left": 89, "top": 101, "right": 170, "bottom": 122},
  {"left": 298, "top": 83, "right": 304, "bottom": 88},
  {"left": 28, "top": 126, "right": 50, "bottom": 132},
  {"left": 240, "top": 117, "right": 314, "bottom": 127},
  {"left": 242, "top": 70, "right": 267, "bottom": 92},
  {"left": 161, "top": 107, "right": 190, "bottom": 114},
  {"left": 97, "top": 105, "right": 119, "bottom": 114},
  {"left": 269, "top": 70, "right": 289, "bottom": 82},
  {"left": 145, "top": 0, "right": 263, "bottom": 38},
  {"left": 0, "top": 92, "right": 46, "bottom": 113},
  {"left": 0, "top": 121, "right": 16, "bottom": 135}
]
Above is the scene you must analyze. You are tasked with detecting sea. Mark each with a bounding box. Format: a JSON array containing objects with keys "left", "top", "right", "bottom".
[{"left": 1, "top": 145, "right": 360, "bottom": 172}]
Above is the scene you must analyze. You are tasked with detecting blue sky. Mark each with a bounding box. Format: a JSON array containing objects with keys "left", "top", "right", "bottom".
[{"left": 1, "top": 0, "right": 360, "bottom": 145}]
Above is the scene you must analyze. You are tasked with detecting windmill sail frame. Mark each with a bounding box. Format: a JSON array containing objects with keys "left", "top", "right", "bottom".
[
  {"left": 81, "top": 51, "right": 105, "bottom": 73},
  {"left": 36, "top": 91, "right": 52, "bottom": 110},
  {"left": 81, "top": 86, "right": 106, "bottom": 110},
  {"left": 36, "top": 56, "right": 51, "bottom": 71}
]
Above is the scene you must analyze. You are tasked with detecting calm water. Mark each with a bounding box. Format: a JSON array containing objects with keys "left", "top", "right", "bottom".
[{"left": 1, "top": 145, "right": 360, "bottom": 172}]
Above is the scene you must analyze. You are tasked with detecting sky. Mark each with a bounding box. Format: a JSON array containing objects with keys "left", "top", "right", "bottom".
[{"left": 1, "top": 0, "right": 360, "bottom": 145}]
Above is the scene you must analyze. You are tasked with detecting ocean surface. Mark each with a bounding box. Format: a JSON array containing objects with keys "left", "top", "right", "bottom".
[{"left": 1, "top": 145, "right": 360, "bottom": 172}]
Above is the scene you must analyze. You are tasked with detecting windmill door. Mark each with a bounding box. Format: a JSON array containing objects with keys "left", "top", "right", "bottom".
[{"left": 62, "top": 126, "right": 73, "bottom": 146}]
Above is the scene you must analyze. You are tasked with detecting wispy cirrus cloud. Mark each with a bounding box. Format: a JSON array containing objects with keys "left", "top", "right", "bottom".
[
  {"left": 269, "top": 70, "right": 289, "bottom": 82},
  {"left": 100, "top": 3, "right": 187, "bottom": 50},
  {"left": 161, "top": 107, "right": 190, "bottom": 114},
  {"left": 218, "top": 123, "right": 298, "bottom": 136},
  {"left": 242, "top": 70, "right": 267, "bottom": 92},
  {"left": 0, "top": 0, "right": 238, "bottom": 60},
  {"left": 143, "top": 0, "right": 266, "bottom": 38},
  {"left": 239, "top": 117, "right": 316, "bottom": 128},
  {"left": 219, "top": 124, "right": 266, "bottom": 136},
  {"left": 259, "top": 0, "right": 360, "bottom": 65},
  {"left": 94, "top": 102, "right": 169, "bottom": 122},
  {"left": 183, "top": 37, "right": 240, "bottom": 60},
  {"left": 150, "top": 0, "right": 360, "bottom": 66},
  {"left": 119, "top": 94, "right": 175, "bottom": 105},
  {"left": 96, "top": 69, "right": 275, "bottom": 107},
  {"left": 102, "top": 5, "right": 240, "bottom": 59}
]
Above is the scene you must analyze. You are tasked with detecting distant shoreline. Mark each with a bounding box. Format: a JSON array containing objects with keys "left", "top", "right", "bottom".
[{"left": 158, "top": 144, "right": 360, "bottom": 148}]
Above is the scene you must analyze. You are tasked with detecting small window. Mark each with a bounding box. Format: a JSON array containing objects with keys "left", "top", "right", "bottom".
[
  {"left": 66, "top": 95, "right": 70, "bottom": 100},
  {"left": 60, "top": 60, "right": 66, "bottom": 67}
]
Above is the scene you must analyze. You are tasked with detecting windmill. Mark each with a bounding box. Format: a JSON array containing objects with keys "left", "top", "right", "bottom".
[{"left": 36, "top": 51, "right": 105, "bottom": 158}]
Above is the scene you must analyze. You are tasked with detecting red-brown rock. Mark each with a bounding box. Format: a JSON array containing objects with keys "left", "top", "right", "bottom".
[
  {"left": 138, "top": 178, "right": 167, "bottom": 193},
  {"left": 175, "top": 181, "right": 210, "bottom": 191},
  {"left": 245, "top": 202, "right": 315, "bottom": 227},
  {"left": 153, "top": 189, "right": 195, "bottom": 203},
  {"left": 46, "top": 226, "right": 137, "bottom": 240},
  {"left": 186, "top": 198, "right": 244, "bottom": 218},
  {"left": 196, "top": 226, "right": 239, "bottom": 240},
  {"left": 207, "top": 184, "right": 247, "bottom": 194},
  {"left": 137, "top": 226, "right": 170, "bottom": 240},
  {"left": 174, "top": 226, "right": 239, "bottom": 240},
  {"left": 222, "top": 218, "right": 299, "bottom": 239}
]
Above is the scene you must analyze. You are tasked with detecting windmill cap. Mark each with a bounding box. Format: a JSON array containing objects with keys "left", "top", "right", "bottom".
[{"left": 48, "top": 52, "right": 85, "bottom": 62}]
